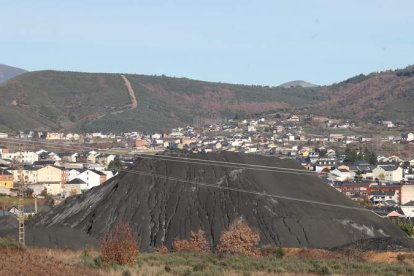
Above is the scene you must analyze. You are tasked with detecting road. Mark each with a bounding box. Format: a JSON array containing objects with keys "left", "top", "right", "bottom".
[{"left": 120, "top": 74, "right": 137, "bottom": 109}]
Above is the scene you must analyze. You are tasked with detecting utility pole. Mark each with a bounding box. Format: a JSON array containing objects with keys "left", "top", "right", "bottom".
[
  {"left": 34, "top": 195, "right": 38, "bottom": 214},
  {"left": 17, "top": 140, "right": 25, "bottom": 246}
]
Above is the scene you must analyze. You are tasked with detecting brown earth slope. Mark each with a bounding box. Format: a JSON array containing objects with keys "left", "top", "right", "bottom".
[{"left": 312, "top": 66, "right": 414, "bottom": 121}]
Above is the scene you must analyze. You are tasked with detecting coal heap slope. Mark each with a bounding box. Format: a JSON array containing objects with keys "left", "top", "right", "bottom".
[
  {"left": 32, "top": 152, "right": 411, "bottom": 251},
  {"left": 0, "top": 214, "right": 98, "bottom": 250}
]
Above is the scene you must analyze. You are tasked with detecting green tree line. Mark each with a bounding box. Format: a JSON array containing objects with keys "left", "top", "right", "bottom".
[{"left": 344, "top": 146, "right": 377, "bottom": 165}]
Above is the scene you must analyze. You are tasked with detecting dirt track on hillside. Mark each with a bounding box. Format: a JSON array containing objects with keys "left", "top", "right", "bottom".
[
  {"left": 120, "top": 74, "right": 137, "bottom": 109},
  {"left": 79, "top": 74, "right": 138, "bottom": 123}
]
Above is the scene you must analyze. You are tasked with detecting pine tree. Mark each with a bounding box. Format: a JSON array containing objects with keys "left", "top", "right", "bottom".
[
  {"left": 356, "top": 149, "right": 364, "bottom": 161},
  {"left": 345, "top": 146, "right": 358, "bottom": 162},
  {"left": 368, "top": 151, "right": 377, "bottom": 165},
  {"left": 363, "top": 148, "right": 370, "bottom": 162},
  {"left": 107, "top": 156, "right": 123, "bottom": 171}
]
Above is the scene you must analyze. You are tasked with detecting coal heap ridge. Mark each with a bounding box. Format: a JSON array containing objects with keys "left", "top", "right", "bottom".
[{"left": 31, "top": 152, "right": 413, "bottom": 251}]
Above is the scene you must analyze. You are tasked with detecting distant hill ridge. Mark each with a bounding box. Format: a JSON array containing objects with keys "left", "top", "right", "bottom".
[
  {"left": 0, "top": 65, "right": 413, "bottom": 132},
  {"left": 278, "top": 80, "right": 318, "bottom": 88},
  {"left": 0, "top": 64, "right": 27, "bottom": 84}
]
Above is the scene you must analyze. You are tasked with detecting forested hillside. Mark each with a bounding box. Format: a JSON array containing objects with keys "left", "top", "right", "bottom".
[
  {"left": 0, "top": 65, "right": 413, "bottom": 133},
  {"left": 0, "top": 70, "right": 320, "bottom": 132}
]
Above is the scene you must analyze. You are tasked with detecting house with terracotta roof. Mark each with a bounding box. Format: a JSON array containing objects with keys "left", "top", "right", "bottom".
[{"left": 386, "top": 210, "right": 403, "bottom": 217}]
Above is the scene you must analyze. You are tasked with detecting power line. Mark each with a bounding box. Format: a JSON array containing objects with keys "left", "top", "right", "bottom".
[
  {"left": 137, "top": 153, "right": 314, "bottom": 173},
  {"left": 17, "top": 141, "right": 25, "bottom": 246},
  {"left": 0, "top": 138, "right": 372, "bottom": 212},
  {"left": 135, "top": 155, "right": 318, "bottom": 176},
  {"left": 0, "top": 136, "right": 409, "bottom": 159},
  {"left": 120, "top": 168, "right": 370, "bottom": 212},
  {"left": 0, "top": 138, "right": 318, "bottom": 176}
]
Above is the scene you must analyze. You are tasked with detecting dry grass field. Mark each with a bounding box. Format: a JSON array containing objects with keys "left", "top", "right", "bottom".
[
  {"left": 0, "top": 248, "right": 106, "bottom": 276},
  {"left": 2, "top": 247, "right": 414, "bottom": 275}
]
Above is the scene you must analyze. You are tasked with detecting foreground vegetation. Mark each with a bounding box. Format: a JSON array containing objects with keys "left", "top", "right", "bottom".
[
  {"left": 1, "top": 237, "right": 414, "bottom": 275},
  {"left": 393, "top": 219, "right": 414, "bottom": 237},
  {"left": 2, "top": 220, "right": 414, "bottom": 275},
  {"left": 0, "top": 247, "right": 405, "bottom": 276},
  {"left": 83, "top": 251, "right": 414, "bottom": 275},
  {"left": 75, "top": 220, "right": 414, "bottom": 275}
]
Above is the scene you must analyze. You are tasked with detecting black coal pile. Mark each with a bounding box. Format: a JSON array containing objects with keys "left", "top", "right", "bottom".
[
  {"left": 331, "top": 237, "right": 414, "bottom": 251},
  {"left": 0, "top": 215, "right": 18, "bottom": 231},
  {"left": 0, "top": 226, "right": 99, "bottom": 249},
  {"left": 31, "top": 152, "right": 413, "bottom": 251},
  {"left": 0, "top": 213, "right": 98, "bottom": 249}
]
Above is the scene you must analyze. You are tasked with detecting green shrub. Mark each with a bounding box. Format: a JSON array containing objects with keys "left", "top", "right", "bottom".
[
  {"left": 0, "top": 236, "right": 22, "bottom": 249},
  {"left": 193, "top": 263, "right": 207, "bottom": 272},
  {"left": 396, "top": 254, "right": 406, "bottom": 262},
  {"left": 260, "top": 246, "right": 284, "bottom": 258},
  {"left": 80, "top": 255, "right": 103, "bottom": 268},
  {"left": 393, "top": 219, "right": 414, "bottom": 236}
]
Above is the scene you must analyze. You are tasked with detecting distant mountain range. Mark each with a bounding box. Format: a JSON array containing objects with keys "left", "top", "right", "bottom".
[
  {"left": 0, "top": 64, "right": 413, "bottom": 133},
  {"left": 0, "top": 64, "right": 27, "bottom": 84},
  {"left": 278, "top": 80, "right": 318, "bottom": 88}
]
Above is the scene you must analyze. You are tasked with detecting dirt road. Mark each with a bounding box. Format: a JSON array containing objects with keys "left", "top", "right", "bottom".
[{"left": 120, "top": 74, "right": 137, "bottom": 109}]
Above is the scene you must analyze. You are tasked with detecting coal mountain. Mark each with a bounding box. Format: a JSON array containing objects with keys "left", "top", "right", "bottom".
[{"left": 31, "top": 152, "right": 413, "bottom": 251}]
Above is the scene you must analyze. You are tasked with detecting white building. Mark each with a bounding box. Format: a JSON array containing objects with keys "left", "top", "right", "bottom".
[
  {"left": 67, "top": 168, "right": 82, "bottom": 182},
  {"left": 75, "top": 169, "right": 107, "bottom": 189},
  {"left": 372, "top": 166, "right": 403, "bottom": 182},
  {"left": 401, "top": 184, "right": 414, "bottom": 205},
  {"left": 152, "top": 133, "right": 162, "bottom": 140},
  {"left": 329, "top": 168, "right": 356, "bottom": 182},
  {"left": 287, "top": 115, "right": 300, "bottom": 122},
  {"left": 370, "top": 190, "right": 399, "bottom": 204},
  {"left": 402, "top": 132, "right": 414, "bottom": 142},
  {"left": 66, "top": 133, "right": 80, "bottom": 141},
  {"left": 401, "top": 201, "right": 414, "bottom": 217},
  {"left": 1, "top": 151, "right": 39, "bottom": 164},
  {"left": 247, "top": 125, "right": 256, "bottom": 132}
]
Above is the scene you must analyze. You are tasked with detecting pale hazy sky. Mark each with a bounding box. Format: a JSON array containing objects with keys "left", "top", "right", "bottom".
[{"left": 1, "top": 0, "right": 413, "bottom": 85}]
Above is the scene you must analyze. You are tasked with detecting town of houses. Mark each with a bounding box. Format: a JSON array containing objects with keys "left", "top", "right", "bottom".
[
  {"left": 0, "top": 148, "right": 116, "bottom": 198},
  {"left": 1, "top": 113, "right": 414, "bottom": 218}
]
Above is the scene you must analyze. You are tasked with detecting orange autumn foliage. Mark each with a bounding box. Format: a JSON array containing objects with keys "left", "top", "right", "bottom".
[
  {"left": 100, "top": 222, "right": 139, "bottom": 266},
  {"left": 172, "top": 230, "right": 210, "bottom": 253},
  {"left": 217, "top": 219, "right": 260, "bottom": 256}
]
